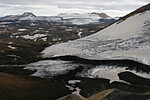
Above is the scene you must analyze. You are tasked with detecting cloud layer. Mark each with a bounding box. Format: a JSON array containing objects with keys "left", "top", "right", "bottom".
[{"left": 0, "top": 0, "right": 149, "bottom": 17}]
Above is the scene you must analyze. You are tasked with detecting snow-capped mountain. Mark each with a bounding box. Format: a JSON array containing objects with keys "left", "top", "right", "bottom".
[
  {"left": 20, "top": 12, "right": 36, "bottom": 18},
  {"left": 1, "top": 12, "right": 36, "bottom": 20},
  {"left": 0, "top": 12, "right": 114, "bottom": 25},
  {"left": 1, "top": 15, "right": 19, "bottom": 20},
  {"left": 58, "top": 12, "right": 111, "bottom": 19},
  {"left": 57, "top": 13, "right": 112, "bottom": 25},
  {"left": 42, "top": 3, "right": 150, "bottom": 65}
]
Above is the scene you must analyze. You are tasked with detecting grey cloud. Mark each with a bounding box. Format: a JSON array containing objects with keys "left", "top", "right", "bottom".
[
  {"left": 57, "top": 3, "right": 143, "bottom": 10},
  {"left": 0, "top": 0, "right": 148, "bottom": 5},
  {"left": 0, "top": 0, "right": 149, "bottom": 17}
]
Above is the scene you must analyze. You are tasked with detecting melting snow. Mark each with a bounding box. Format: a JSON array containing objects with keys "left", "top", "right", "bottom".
[
  {"left": 42, "top": 46, "right": 82, "bottom": 57},
  {"left": 86, "top": 66, "right": 150, "bottom": 83},
  {"left": 68, "top": 80, "right": 81, "bottom": 84},
  {"left": 66, "top": 80, "right": 82, "bottom": 95},
  {"left": 72, "top": 87, "right": 81, "bottom": 95},
  {"left": 7, "top": 54, "right": 20, "bottom": 58},
  {"left": 21, "top": 34, "right": 46, "bottom": 40},
  {"left": 8, "top": 42, "right": 13, "bottom": 44},
  {"left": 41, "top": 11, "right": 150, "bottom": 66},
  {"left": 18, "top": 29, "right": 27, "bottom": 31},
  {"left": 7, "top": 45, "right": 16, "bottom": 49},
  {"left": 78, "top": 32, "right": 82, "bottom": 37},
  {"left": 25, "top": 60, "right": 79, "bottom": 78},
  {"left": 41, "top": 37, "right": 47, "bottom": 41},
  {"left": 12, "top": 32, "right": 22, "bottom": 36}
]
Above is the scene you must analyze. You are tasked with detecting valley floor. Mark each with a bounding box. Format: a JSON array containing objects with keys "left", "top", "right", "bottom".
[{"left": 0, "top": 56, "right": 150, "bottom": 100}]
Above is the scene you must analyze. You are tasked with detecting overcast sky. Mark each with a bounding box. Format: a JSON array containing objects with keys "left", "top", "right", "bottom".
[{"left": 0, "top": 0, "right": 149, "bottom": 17}]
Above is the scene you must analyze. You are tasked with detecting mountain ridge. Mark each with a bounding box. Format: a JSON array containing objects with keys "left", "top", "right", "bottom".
[
  {"left": 1, "top": 12, "right": 36, "bottom": 20},
  {"left": 0, "top": 12, "right": 115, "bottom": 25},
  {"left": 117, "top": 3, "right": 150, "bottom": 23}
]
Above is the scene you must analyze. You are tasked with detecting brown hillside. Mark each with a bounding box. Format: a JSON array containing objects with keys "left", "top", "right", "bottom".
[{"left": 0, "top": 72, "right": 70, "bottom": 100}]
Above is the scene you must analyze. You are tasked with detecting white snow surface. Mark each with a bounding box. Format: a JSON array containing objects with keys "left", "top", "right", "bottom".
[
  {"left": 42, "top": 11, "right": 150, "bottom": 65},
  {"left": 41, "top": 37, "right": 47, "bottom": 41},
  {"left": 25, "top": 60, "right": 80, "bottom": 78},
  {"left": 58, "top": 13, "right": 111, "bottom": 20},
  {"left": 7, "top": 45, "right": 16, "bottom": 49},
  {"left": 42, "top": 46, "right": 82, "bottom": 57},
  {"left": 72, "top": 87, "right": 81, "bottom": 95},
  {"left": 68, "top": 80, "right": 81, "bottom": 84},
  {"left": 21, "top": 34, "right": 47, "bottom": 40},
  {"left": 65, "top": 85, "right": 81, "bottom": 95},
  {"left": 18, "top": 29, "right": 27, "bottom": 31},
  {"left": 78, "top": 32, "right": 82, "bottom": 37},
  {"left": 58, "top": 13, "right": 101, "bottom": 19},
  {"left": 84, "top": 66, "right": 150, "bottom": 83},
  {"left": 58, "top": 13, "right": 112, "bottom": 25},
  {"left": 66, "top": 80, "right": 82, "bottom": 95},
  {"left": 25, "top": 59, "right": 150, "bottom": 82}
]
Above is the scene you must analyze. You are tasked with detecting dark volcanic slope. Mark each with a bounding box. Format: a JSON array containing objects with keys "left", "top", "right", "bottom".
[{"left": 118, "top": 3, "right": 150, "bottom": 23}]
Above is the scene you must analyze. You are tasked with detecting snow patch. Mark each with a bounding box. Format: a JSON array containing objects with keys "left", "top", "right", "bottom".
[
  {"left": 83, "top": 66, "right": 150, "bottom": 83},
  {"left": 41, "top": 37, "right": 47, "bottom": 41},
  {"left": 21, "top": 34, "right": 46, "bottom": 40},
  {"left": 78, "top": 32, "right": 82, "bottom": 37},
  {"left": 67, "top": 79, "right": 82, "bottom": 95},
  {"left": 12, "top": 32, "right": 22, "bottom": 36},
  {"left": 7, "top": 54, "right": 20, "bottom": 58},
  {"left": 18, "top": 29, "right": 27, "bottom": 31},
  {"left": 7, "top": 45, "right": 16, "bottom": 49},
  {"left": 8, "top": 42, "right": 13, "bottom": 44},
  {"left": 25, "top": 60, "right": 79, "bottom": 78},
  {"left": 68, "top": 80, "right": 81, "bottom": 84},
  {"left": 72, "top": 87, "right": 81, "bottom": 95}
]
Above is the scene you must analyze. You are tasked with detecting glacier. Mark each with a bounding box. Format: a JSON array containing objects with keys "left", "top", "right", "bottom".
[{"left": 41, "top": 11, "right": 150, "bottom": 65}]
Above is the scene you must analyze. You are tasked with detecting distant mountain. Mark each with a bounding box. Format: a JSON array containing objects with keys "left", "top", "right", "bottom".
[
  {"left": 1, "top": 15, "right": 19, "bottom": 20},
  {"left": 0, "top": 12, "right": 115, "bottom": 25},
  {"left": 99, "top": 13, "right": 111, "bottom": 18},
  {"left": 19, "top": 12, "right": 36, "bottom": 18},
  {"left": 1, "top": 12, "right": 36, "bottom": 20},
  {"left": 58, "top": 12, "right": 111, "bottom": 19},
  {"left": 57, "top": 12, "right": 113, "bottom": 25}
]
